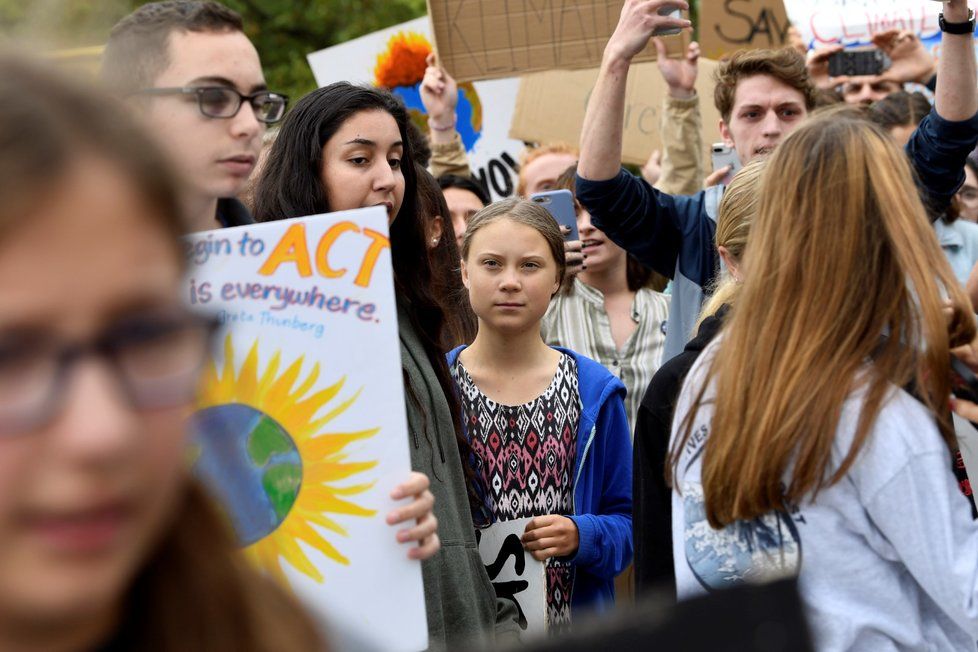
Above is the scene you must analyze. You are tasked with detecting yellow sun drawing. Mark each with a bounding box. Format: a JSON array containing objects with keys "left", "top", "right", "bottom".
[{"left": 192, "top": 335, "right": 379, "bottom": 586}]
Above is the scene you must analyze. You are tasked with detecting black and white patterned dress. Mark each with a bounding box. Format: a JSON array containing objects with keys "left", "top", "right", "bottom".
[{"left": 451, "top": 353, "right": 581, "bottom": 630}]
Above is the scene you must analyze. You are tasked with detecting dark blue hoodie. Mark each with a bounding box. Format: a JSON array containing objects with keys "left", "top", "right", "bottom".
[{"left": 447, "top": 345, "right": 633, "bottom": 615}]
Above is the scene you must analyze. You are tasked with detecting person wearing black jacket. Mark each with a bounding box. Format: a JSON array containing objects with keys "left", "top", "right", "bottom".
[
  {"left": 631, "top": 159, "right": 764, "bottom": 598},
  {"left": 633, "top": 306, "right": 729, "bottom": 598}
]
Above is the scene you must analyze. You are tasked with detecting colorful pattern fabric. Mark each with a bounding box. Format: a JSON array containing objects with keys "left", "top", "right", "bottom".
[{"left": 452, "top": 354, "right": 581, "bottom": 631}]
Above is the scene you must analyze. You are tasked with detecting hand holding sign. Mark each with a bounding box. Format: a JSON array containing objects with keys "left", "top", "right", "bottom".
[
  {"left": 521, "top": 515, "right": 580, "bottom": 561},
  {"left": 654, "top": 38, "right": 700, "bottom": 99},
  {"left": 606, "top": 0, "right": 691, "bottom": 64},
  {"left": 420, "top": 53, "right": 458, "bottom": 138},
  {"left": 388, "top": 471, "right": 441, "bottom": 560}
]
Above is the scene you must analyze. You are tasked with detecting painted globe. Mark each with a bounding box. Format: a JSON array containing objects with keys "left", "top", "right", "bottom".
[{"left": 191, "top": 403, "right": 302, "bottom": 546}]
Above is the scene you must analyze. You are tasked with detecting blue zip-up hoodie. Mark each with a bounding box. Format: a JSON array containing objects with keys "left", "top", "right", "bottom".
[{"left": 446, "top": 345, "right": 633, "bottom": 615}]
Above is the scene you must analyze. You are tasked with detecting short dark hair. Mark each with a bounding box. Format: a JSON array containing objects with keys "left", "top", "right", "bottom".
[
  {"left": 102, "top": 1, "right": 244, "bottom": 93},
  {"left": 868, "top": 90, "right": 932, "bottom": 131},
  {"left": 436, "top": 174, "right": 490, "bottom": 206}
]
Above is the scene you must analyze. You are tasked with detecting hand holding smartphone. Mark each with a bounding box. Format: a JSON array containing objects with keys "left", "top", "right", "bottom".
[
  {"left": 652, "top": 5, "right": 684, "bottom": 37},
  {"left": 531, "top": 190, "right": 579, "bottom": 241},
  {"left": 710, "top": 143, "right": 742, "bottom": 186}
]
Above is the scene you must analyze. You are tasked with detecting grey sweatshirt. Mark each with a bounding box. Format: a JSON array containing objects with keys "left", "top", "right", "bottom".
[
  {"left": 398, "top": 303, "right": 521, "bottom": 651},
  {"left": 671, "top": 339, "right": 978, "bottom": 651}
]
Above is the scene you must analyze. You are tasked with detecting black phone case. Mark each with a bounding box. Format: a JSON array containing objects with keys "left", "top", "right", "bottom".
[{"left": 828, "top": 50, "right": 886, "bottom": 78}]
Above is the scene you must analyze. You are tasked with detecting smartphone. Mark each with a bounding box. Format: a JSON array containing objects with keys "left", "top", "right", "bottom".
[
  {"left": 652, "top": 5, "right": 683, "bottom": 37},
  {"left": 531, "top": 189, "right": 578, "bottom": 241},
  {"left": 710, "top": 143, "right": 743, "bottom": 186},
  {"left": 951, "top": 356, "right": 978, "bottom": 404},
  {"left": 828, "top": 49, "right": 891, "bottom": 78}
]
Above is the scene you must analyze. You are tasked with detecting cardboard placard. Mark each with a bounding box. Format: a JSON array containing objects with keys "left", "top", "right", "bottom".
[
  {"left": 186, "top": 208, "right": 427, "bottom": 652},
  {"left": 426, "top": 0, "right": 690, "bottom": 83},
  {"left": 699, "top": 0, "right": 792, "bottom": 59},
  {"left": 477, "top": 518, "right": 547, "bottom": 637},
  {"left": 307, "top": 17, "right": 525, "bottom": 199},
  {"left": 510, "top": 59, "right": 723, "bottom": 167}
]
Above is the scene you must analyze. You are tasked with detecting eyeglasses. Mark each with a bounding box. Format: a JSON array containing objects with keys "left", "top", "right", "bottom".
[
  {"left": 134, "top": 86, "right": 288, "bottom": 124},
  {"left": 0, "top": 312, "right": 219, "bottom": 436}
]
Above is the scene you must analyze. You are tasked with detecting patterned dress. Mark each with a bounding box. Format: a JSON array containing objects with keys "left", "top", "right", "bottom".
[{"left": 451, "top": 353, "right": 581, "bottom": 630}]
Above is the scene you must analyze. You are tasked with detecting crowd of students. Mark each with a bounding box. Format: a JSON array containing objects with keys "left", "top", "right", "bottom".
[{"left": 3, "top": 0, "right": 978, "bottom": 650}]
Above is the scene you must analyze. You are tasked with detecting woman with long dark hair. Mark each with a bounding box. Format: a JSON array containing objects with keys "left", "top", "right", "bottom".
[
  {"left": 0, "top": 55, "right": 322, "bottom": 652},
  {"left": 253, "top": 82, "right": 518, "bottom": 650}
]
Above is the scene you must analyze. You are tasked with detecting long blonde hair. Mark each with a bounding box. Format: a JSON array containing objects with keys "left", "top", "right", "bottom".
[
  {"left": 698, "top": 158, "right": 766, "bottom": 324},
  {"left": 672, "top": 112, "right": 976, "bottom": 529}
]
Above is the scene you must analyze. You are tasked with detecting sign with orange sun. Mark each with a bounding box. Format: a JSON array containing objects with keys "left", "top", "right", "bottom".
[{"left": 184, "top": 207, "right": 427, "bottom": 651}]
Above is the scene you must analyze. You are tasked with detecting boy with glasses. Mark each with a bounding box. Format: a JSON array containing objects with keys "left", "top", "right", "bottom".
[{"left": 102, "top": 1, "right": 287, "bottom": 232}]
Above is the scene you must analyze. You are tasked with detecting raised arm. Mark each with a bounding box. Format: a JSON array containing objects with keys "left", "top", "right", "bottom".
[
  {"left": 905, "top": 0, "right": 978, "bottom": 217},
  {"left": 578, "top": 0, "right": 689, "bottom": 182},
  {"left": 935, "top": 0, "right": 977, "bottom": 121}
]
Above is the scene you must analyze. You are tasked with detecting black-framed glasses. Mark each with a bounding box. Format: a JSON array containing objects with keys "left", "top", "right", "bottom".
[
  {"left": 0, "top": 311, "right": 219, "bottom": 436},
  {"left": 134, "top": 86, "right": 288, "bottom": 124}
]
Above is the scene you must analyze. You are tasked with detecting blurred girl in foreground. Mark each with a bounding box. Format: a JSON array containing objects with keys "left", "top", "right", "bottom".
[{"left": 0, "top": 56, "right": 321, "bottom": 651}]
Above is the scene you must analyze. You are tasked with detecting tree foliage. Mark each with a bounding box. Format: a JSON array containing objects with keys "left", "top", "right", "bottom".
[{"left": 0, "top": 0, "right": 427, "bottom": 101}]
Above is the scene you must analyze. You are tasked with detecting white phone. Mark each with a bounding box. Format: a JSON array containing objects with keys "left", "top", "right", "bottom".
[
  {"left": 710, "top": 143, "right": 742, "bottom": 186},
  {"left": 652, "top": 5, "right": 683, "bottom": 37}
]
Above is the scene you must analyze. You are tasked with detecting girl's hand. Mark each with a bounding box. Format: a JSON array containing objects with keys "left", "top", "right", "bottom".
[
  {"left": 561, "top": 228, "right": 584, "bottom": 279},
  {"left": 521, "top": 515, "right": 579, "bottom": 561},
  {"left": 420, "top": 53, "right": 458, "bottom": 125},
  {"left": 388, "top": 472, "right": 440, "bottom": 561}
]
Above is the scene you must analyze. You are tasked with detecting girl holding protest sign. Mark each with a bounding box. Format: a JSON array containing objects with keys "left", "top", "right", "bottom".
[
  {"left": 0, "top": 56, "right": 323, "bottom": 651},
  {"left": 449, "top": 198, "right": 632, "bottom": 628},
  {"left": 253, "top": 83, "right": 521, "bottom": 649}
]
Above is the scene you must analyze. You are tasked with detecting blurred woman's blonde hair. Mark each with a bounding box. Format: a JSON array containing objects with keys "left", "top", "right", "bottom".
[{"left": 697, "top": 158, "right": 767, "bottom": 326}]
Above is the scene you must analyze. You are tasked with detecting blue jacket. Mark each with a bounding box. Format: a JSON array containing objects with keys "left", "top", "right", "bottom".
[
  {"left": 446, "top": 346, "right": 633, "bottom": 615},
  {"left": 576, "top": 109, "right": 978, "bottom": 362}
]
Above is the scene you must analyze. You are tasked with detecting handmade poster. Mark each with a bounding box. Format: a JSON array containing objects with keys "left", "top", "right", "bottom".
[
  {"left": 184, "top": 207, "right": 427, "bottom": 652},
  {"left": 699, "top": 0, "right": 792, "bottom": 59},
  {"left": 783, "top": 0, "right": 978, "bottom": 51},
  {"left": 477, "top": 517, "right": 547, "bottom": 638},
  {"left": 307, "top": 17, "right": 525, "bottom": 200},
  {"left": 511, "top": 59, "right": 722, "bottom": 167},
  {"left": 425, "top": 0, "right": 689, "bottom": 83}
]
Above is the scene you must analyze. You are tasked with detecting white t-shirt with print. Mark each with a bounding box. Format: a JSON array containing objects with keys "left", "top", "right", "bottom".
[{"left": 671, "top": 340, "right": 978, "bottom": 651}]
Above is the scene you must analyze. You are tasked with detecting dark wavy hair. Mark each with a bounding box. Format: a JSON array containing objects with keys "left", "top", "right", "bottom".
[{"left": 252, "top": 83, "right": 482, "bottom": 514}]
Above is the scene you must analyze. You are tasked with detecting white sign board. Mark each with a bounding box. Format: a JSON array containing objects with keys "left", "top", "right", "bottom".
[
  {"left": 477, "top": 517, "right": 547, "bottom": 638},
  {"left": 185, "top": 207, "right": 427, "bottom": 652},
  {"left": 308, "top": 17, "right": 525, "bottom": 200},
  {"left": 783, "top": 0, "right": 977, "bottom": 50}
]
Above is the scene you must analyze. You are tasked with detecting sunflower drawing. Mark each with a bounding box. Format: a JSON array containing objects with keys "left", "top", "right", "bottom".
[{"left": 191, "top": 335, "right": 378, "bottom": 586}]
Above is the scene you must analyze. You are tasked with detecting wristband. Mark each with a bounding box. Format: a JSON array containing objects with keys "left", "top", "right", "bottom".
[
  {"left": 939, "top": 9, "right": 976, "bottom": 35},
  {"left": 427, "top": 116, "right": 457, "bottom": 132}
]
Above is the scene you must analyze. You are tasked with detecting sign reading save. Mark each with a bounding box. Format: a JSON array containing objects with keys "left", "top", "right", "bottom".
[
  {"left": 426, "top": 0, "right": 689, "bottom": 83},
  {"left": 699, "top": 0, "right": 792, "bottom": 59}
]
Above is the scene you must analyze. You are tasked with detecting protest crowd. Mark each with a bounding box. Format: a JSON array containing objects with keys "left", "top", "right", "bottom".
[{"left": 6, "top": 0, "right": 978, "bottom": 650}]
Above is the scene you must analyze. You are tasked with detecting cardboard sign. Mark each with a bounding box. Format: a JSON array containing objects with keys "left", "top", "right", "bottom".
[
  {"left": 307, "top": 17, "right": 525, "bottom": 200},
  {"left": 510, "top": 59, "right": 723, "bottom": 167},
  {"left": 699, "top": 0, "right": 792, "bottom": 59},
  {"left": 477, "top": 518, "right": 547, "bottom": 637},
  {"left": 783, "top": 0, "right": 975, "bottom": 49},
  {"left": 426, "top": 0, "right": 690, "bottom": 83},
  {"left": 185, "top": 208, "right": 427, "bottom": 652}
]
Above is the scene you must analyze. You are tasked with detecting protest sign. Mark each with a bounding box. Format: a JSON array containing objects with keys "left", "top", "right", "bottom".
[
  {"left": 783, "top": 0, "right": 977, "bottom": 50},
  {"left": 185, "top": 207, "right": 427, "bottom": 652},
  {"left": 425, "top": 0, "right": 690, "bottom": 83},
  {"left": 699, "top": 0, "right": 792, "bottom": 59},
  {"left": 510, "top": 59, "right": 723, "bottom": 167},
  {"left": 308, "top": 17, "right": 524, "bottom": 200},
  {"left": 477, "top": 518, "right": 547, "bottom": 637}
]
